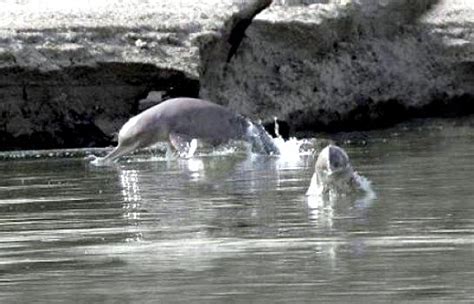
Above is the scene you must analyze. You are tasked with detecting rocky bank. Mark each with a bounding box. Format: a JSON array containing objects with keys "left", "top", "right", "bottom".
[
  {"left": 0, "top": 0, "right": 472, "bottom": 149},
  {"left": 201, "top": 0, "right": 474, "bottom": 134}
]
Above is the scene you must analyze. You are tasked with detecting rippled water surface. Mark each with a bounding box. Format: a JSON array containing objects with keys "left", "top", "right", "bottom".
[{"left": 1, "top": 118, "right": 473, "bottom": 303}]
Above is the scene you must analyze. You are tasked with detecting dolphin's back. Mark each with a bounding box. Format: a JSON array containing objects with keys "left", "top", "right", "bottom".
[{"left": 153, "top": 98, "right": 248, "bottom": 142}]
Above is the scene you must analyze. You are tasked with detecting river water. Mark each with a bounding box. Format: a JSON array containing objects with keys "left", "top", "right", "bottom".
[{"left": 0, "top": 117, "right": 473, "bottom": 303}]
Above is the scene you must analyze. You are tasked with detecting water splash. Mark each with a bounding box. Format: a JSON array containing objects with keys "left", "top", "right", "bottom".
[
  {"left": 186, "top": 139, "right": 198, "bottom": 158},
  {"left": 352, "top": 172, "right": 377, "bottom": 208},
  {"left": 208, "top": 146, "right": 238, "bottom": 156},
  {"left": 275, "top": 137, "right": 314, "bottom": 157},
  {"left": 88, "top": 154, "right": 115, "bottom": 166},
  {"left": 0, "top": 127, "right": 314, "bottom": 166},
  {"left": 306, "top": 170, "right": 376, "bottom": 209},
  {"left": 0, "top": 148, "right": 111, "bottom": 161},
  {"left": 245, "top": 121, "right": 281, "bottom": 155}
]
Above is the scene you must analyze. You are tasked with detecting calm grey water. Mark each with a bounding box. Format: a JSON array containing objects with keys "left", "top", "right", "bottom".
[{"left": 1, "top": 117, "right": 473, "bottom": 303}]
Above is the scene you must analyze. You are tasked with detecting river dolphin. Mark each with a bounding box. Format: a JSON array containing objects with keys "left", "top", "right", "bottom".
[
  {"left": 90, "top": 97, "right": 279, "bottom": 165},
  {"left": 306, "top": 145, "right": 359, "bottom": 195}
]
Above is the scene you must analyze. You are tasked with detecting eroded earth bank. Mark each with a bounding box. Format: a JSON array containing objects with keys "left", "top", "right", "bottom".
[{"left": 0, "top": 0, "right": 472, "bottom": 149}]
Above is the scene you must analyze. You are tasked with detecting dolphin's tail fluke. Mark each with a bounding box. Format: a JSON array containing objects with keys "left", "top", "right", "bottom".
[{"left": 246, "top": 121, "right": 280, "bottom": 155}]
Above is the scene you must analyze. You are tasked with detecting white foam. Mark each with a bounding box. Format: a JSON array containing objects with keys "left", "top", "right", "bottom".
[
  {"left": 306, "top": 170, "right": 376, "bottom": 209},
  {"left": 275, "top": 137, "right": 313, "bottom": 157},
  {"left": 88, "top": 155, "right": 115, "bottom": 167},
  {"left": 352, "top": 172, "right": 377, "bottom": 207},
  {"left": 209, "top": 146, "right": 238, "bottom": 156},
  {"left": 189, "top": 139, "right": 198, "bottom": 156}
]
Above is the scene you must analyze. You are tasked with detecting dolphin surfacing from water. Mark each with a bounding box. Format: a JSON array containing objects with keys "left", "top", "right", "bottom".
[
  {"left": 90, "top": 97, "right": 279, "bottom": 165},
  {"left": 306, "top": 145, "right": 359, "bottom": 196}
]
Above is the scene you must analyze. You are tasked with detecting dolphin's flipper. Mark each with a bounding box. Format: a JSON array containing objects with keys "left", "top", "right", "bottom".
[{"left": 169, "top": 133, "right": 198, "bottom": 158}]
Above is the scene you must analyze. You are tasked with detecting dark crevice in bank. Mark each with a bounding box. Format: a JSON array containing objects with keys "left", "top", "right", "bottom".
[
  {"left": 0, "top": 63, "right": 199, "bottom": 151},
  {"left": 198, "top": 0, "right": 273, "bottom": 85},
  {"left": 226, "top": 0, "right": 273, "bottom": 62}
]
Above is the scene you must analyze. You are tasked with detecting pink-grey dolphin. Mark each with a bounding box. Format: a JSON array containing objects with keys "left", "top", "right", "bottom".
[
  {"left": 90, "top": 97, "right": 279, "bottom": 165},
  {"left": 306, "top": 145, "right": 359, "bottom": 195}
]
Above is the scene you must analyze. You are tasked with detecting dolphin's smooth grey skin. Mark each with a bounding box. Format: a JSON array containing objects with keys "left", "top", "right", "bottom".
[
  {"left": 306, "top": 144, "right": 357, "bottom": 195},
  {"left": 90, "top": 97, "right": 279, "bottom": 165}
]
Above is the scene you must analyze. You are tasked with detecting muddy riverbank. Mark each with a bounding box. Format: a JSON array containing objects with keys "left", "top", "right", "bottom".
[{"left": 0, "top": 0, "right": 472, "bottom": 150}]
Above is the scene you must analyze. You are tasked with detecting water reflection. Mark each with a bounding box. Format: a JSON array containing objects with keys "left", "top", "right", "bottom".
[
  {"left": 1, "top": 117, "right": 474, "bottom": 303},
  {"left": 177, "top": 158, "right": 205, "bottom": 181},
  {"left": 120, "top": 169, "right": 141, "bottom": 203},
  {"left": 119, "top": 168, "right": 143, "bottom": 242}
]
